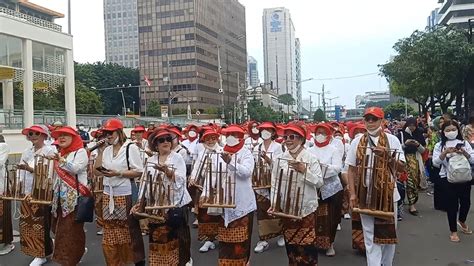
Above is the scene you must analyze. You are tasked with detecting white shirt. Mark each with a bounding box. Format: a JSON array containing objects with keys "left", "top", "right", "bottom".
[
  {"left": 58, "top": 148, "right": 89, "bottom": 186},
  {"left": 345, "top": 134, "right": 405, "bottom": 202},
  {"left": 308, "top": 144, "right": 343, "bottom": 200},
  {"left": 254, "top": 140, "right": 283, "bottom": 197},
  {"left": 182, "top": 138, "right": 199, "bottom": 164},
  {"left": 330, "top": 138, "right": 345, "bottom": 162},
  {"left": 143, "top": 152, "right": 191, "bottom": 208},
  {"left": 245, "top": 137, "right": 263, "bottom": 152},
  {"left": 271, "top": 148, "right": 324, "bottom": 218},
  {"left": 102, "top": 141, "right": 144, "bottom": 197},
  {"left": 432, "top": 139, "right": 474, "bottom": 178},
  {"left": 173, "top": 144, "right": 190, "bottom": 163},
  {"left": 0, "top": 143, "right": 10, "bottom": 194},
  {"left": 19, "top": 145, "right": 56, "bottom": 194}
]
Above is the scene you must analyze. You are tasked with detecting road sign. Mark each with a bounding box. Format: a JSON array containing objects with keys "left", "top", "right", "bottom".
[
  {"left": 195, "top": 110, "right": 201, "bottom": 116},
  {"left": 0, "top": 67, "right": 15, "bottom": 79},
  {"left": 161, "top": 106, "right": 168, "bottom": 118}
]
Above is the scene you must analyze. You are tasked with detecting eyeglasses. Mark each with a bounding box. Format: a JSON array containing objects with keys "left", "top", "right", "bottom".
[
  {"left": 283, "top": 134, "right": 300, "bottom": 141},
  {"left": 28, "top": 131, "right": 41, "bottom": 137},
  {"left": 102, "top": 131, "right": 114, "bottom": 136},
  {"left": 156, "top": 136, "right": 173, "bottom": 144},
  {"left": 364, "top": 116, "right": 380, "bottom": 123}
]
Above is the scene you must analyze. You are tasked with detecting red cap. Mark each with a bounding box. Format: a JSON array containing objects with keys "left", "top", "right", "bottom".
[
  {"left": 149, "top": 129, "right": 173, "bottom": 144},
  {"left": 364, "top": 107, "right": 384, "bottom": 119},
  {"left": 103, "top": 118, "right": 124, "bottom": 131},
  {"left": 349, "top": 124, "right": 366, "bottom": 139},
  {"left": 51, "top": 126, "right": 80, "bottom": 139},
  {"left": 22, "top": 125, "right": 48, "bottom": 136},
  {"left": 221, "top": 125, "right": 245, "bottom": 137},
  {"left": 91, "top": 130, "right": 103, "bottom": 139},
  {"left": 131, "top": 125, "right": 145, "bottom": 133},
  {"left": 201, "top": 129, "right": 219, "bottom": 140},
  {"left": 167, "top": 126, "right": 182, "bottom": 138},
  {"left": 283, "top": 124, "right": 306, "bottom": 138},
  {"left": 314, "top": 123, "right": 332, "bottom": 136},
  {"left": 258, "top": 122, "right": 276, "bottom": 131},
  {"left": 186, "top": 124, "right": 199, "bottom": 132}
]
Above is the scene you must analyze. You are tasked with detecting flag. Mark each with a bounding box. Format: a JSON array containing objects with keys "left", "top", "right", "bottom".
[{"left": 144, "top": 75, "right": 152, "bottom": 87}]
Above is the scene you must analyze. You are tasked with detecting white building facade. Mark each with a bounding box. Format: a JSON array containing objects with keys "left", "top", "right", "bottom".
[
  {"left": 438, "top": 0, "right": 474, "bottom": 28},
  {"left": 104, "top": 0, "right": 139, "bottom": 68},
  {"left": 263, "top": 7, "right": 297, "bottom": 113},
  {"left": 0, "top": 1, "right": 76, "bottom": 128}
]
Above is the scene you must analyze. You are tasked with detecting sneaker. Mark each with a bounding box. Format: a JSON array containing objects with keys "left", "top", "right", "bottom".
[
  {"left": 343, "top": 213, "right": 351, "bottom": 219},
  {"left": 186, "top": 258, "right": 193, "bottom": 266},
  {"left": 0, "top": 244, "right": 15, "bottom": 255},
  {"left": 29, "top": 257, "right": 47, "bottom": 266},
  {"left": 254, "top": 241, "right": 269, "bottom": 253},
  {"left": 337, "top": 224, "right": 341, "bottom": 231},
  {"left": 277, "top": 236, "right": 285, "bottom": 247},
  {"left": 96, "top": 229, "right": 103, "bottom": 236},
  {"left": 326, "top": 244, "right": 336, "bottom": 257},
  {"left": 199, "top": 241, "right": 215, "bottom": 253}
]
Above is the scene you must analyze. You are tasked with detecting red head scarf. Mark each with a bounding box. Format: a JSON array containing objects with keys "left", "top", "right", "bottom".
[
  {"left": 313, "top": 123, "right": 332, "bottom": 148},
  {"left": 51, "top": 126, "right": 84, "bottom": 156}
]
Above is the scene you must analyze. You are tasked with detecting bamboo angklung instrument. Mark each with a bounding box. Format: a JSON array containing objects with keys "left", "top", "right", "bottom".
[
  {"left": 201, "top": 151, "right": 236, "bottom": 208},
  {"left": 352, "top": 146, "right": 402, "bottom": 220},
  {"left": 30, "top": 155, "right": 54, "bottom": 205}
]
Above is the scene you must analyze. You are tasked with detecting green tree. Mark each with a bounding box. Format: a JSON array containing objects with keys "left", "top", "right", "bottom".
[
  {"left": 278, "top": 93, "right": 296, "bottom": 114},
  {"left": 384, "top": 102, "right": 414, "bottom": 120},
  {"left": 380, "top": 26, "right": 474, "bottom": 115},
  {"left": 147, "top": 100, "right": 161, "bottom": 117},
  {"left": 247, "top": 99, "right": 280, "bottom": 122},
  {"left": 75, "top": 83, "right": 104, "bottom": 114},
  {"left": 313, "top": 108, "right": 327, "bottom": 122}
]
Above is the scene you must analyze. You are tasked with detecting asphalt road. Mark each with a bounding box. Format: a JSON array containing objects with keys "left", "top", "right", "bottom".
[{"left": 1, "top": 190, "right": 474, "bottom": 266}]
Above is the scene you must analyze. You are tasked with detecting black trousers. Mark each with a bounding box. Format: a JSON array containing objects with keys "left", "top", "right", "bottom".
[{"left": 441, "top": 178, "right": 472, "bottom": 232}]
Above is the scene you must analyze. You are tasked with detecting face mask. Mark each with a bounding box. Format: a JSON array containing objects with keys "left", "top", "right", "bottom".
[
  {"left": 251, "top": 127, "right": 259, "bottom": 135},
  {"left": 315, "top": 134, "right": 327, "bottom": 143},
  {"left": 445, "top": 130, "right": 458, "bottom": 140},
  {"left": 367, "top": 127, "right": 381, "bottom": 137},
  {"left": 205, "top": 143, "right": 218, "bottom": 150},
  {"left": 109, "top": 136, "right": 119, "bottom": 145},
  {"left": 289, "top": 144, "right": 301, "bottom": 154},
  {"left": 261, "top": 130, "right": 272, "bottom": 140},
  {"left": 226, "top": 135, "right": 240, "bottom": 147},
  {"left": 79, "top": 126, "right": 84, "bottom": 131},
  {"left": 188, "top": 131, "right": 197, "bottom": 138}
]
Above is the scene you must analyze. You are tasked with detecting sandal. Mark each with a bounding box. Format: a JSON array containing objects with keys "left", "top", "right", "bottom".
[
  {"left": 457, "top": 222, "right": 473, "bottom": 234},
  {"left": 450, "top": 234, "right": 460, "bottom": 242}
]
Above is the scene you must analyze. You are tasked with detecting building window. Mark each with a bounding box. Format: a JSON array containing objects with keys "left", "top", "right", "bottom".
[
  {"left": 161, "top": 21, "right": 194, "bottom": 31},
  {"left": 139, "top": 26, "right": 153, "bottom": 33}
]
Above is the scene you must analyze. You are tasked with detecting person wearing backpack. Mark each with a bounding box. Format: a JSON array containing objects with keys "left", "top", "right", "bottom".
[{"left": 433, "top": 120, "right": 474, "bottom": 242}]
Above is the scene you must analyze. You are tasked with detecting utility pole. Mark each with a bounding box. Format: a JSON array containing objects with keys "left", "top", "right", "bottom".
[
  {"left": 217, "top": 45, "right": 224, "bottom": 120},
  {"left": 322, "top": 84, "right": 327, "bottom": 117},
  {"left": 166, "top": 55, "right": 172, "bottom": 118},
  {"left": 68, "top": 0, "right": 71, "bottom": 34}
]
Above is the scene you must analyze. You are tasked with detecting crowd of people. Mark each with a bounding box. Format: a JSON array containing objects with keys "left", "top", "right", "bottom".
[{"left": 0, "top": 107, "right": 472, "bottom": 266}]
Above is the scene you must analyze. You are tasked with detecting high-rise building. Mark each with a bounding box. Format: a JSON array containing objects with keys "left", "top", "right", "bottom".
[
  {"left": 137, "top": 0, "right": 246, "bottom": 116},
  {"left": 263, "top": 7, "right": 297, "bottom": 113},
  {"left": 427, "top": 8, "right": 440, "bottom": 31},
  {"left": 104, "top": 0, "right": 139, "bottom": 68},
  {"left": 295, "top": 37, "right": 302, "bottom": 116},
  {"left": 438, "top": 0, "right": 474, "bottom": 28},
  {"left": 247, "top": 56, "right": 259, "bottom": 87}
]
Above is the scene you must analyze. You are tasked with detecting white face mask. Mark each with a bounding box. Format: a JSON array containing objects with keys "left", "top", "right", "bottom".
[
  {"left": 78, "top": 126, "right": 85, "bottom": 131},
  {"left": 109, "top": 136, "right": 119, "bottom": 145},
  {"left": 445, "top": 130, "right": 458, "bottom": 140},
  {"left": 226, "top": 135, "right": 240, "bottom": 147},
  {"left": 367, "top": 127, "right": 381, "bottom": 137},
  {"left": 315, "top": 134, "right": 327, "bottom": 143},
  {"left": 289, "top": 144, "right": 301, "bottom": 154},
  {"left": 251, "top": 127, "right": 259, "bottom": 135},
  {"left": 188, "top": 130, "right": 197, "bottom": 138},
  {"left": 205, "top": 143, "right": 218, "bottom": 150},
  {"left": 261, "top": 130, "right": 272, "bottom": 140}
]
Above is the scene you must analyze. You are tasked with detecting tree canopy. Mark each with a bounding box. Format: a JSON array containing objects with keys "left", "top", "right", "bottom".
[{"left": 313, "top": 108, "right": 327, "bottom": 122}]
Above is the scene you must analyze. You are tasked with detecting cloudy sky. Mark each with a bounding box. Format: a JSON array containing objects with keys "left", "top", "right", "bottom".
[{"left": 32, "top": 0, "right": 439, "bottom": 108}]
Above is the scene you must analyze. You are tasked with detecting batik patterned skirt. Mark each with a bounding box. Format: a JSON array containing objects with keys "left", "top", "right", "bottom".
[
  {"left": 282, "top": 212, "right": 318, "bottom": 266},
  {"left": 406, "top": 154, "right": 421, "bottom": 206},
  {"left": 0, "top": 199, "right": 13, "bottom": 245},
  {"left": 94, "top": 191, "right": 104, "bottom": 228},
  {"left": 19, "top": 201, "right": 53, "bottom": 258},
  {"left": 315, "top": 191, "right": 343, "bottom": 249},
  {"left": 351, "top": 212, "right": 366, "bottom": 253},
  {"left": 148, "top": 210, "right": 191, "bottom": 266},
  {"left": 102, "top": 194, "right": 145, "bottom": 265},
  {"left": 217, "top": 212, "right": 254, "bottom": 266},
  {"left": 51, "top": 205, "right": 85, "bottom": 266},
  {"left": 255, "top": 192, "right": 282, "bottom": 241},
  {"left": 197, "top": 207, "right": 220, "bottom": 242}
]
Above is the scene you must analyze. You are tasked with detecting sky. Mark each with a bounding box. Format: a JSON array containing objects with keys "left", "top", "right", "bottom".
[{"left": 32, "top": 0, "right": 440, "bottom": 108}]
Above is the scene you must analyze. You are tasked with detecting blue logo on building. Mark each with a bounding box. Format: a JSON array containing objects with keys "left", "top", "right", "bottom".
[{"left": 270, "top": 11, "right": 282, "bottom": 32}]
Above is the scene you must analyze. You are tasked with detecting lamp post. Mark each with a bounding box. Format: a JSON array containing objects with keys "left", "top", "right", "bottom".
[{"left": 132, "top": 101, "right": 135, "bottom": 114}]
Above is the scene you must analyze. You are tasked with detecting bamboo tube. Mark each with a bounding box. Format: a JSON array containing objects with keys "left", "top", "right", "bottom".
[
  {"left": 275, "top": 168, "right": 284, "bottom": 211},
  {"left": 208, "top": 159, "right": 213, "bottom": 204},
  {"left": 285, "top": 170, "right": 294, "bottom": 213},
  {"left": 294, "top": 187, "right": 301, "bottom": 217}
]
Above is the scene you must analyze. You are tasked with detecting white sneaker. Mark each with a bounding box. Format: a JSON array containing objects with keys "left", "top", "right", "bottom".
[
  {"left": 0, "top": 244, "right": 15, "bottom": 255},
  {"left": 29, "top": 257, "right": 47, "bottom": 266},
  {"left": 185, "top": 258, "right": 193, "bottom": 266},
  {"left": 199, "top": 241, "right": 215, "bottom": 253},
  {"left": 254, "top": 241, "right": 269, "bottom": 253},
  {"left": 96, "top": 229, "right": 103, "bottom": 235},
  {"left": 277, "top": 236, "right": 285, "bottom": 247},
  {"left": 337, "top": 224, "right": 341, "bottom": 231},
  {"left": 326, "top": 244, "right": 336, "bottom": 257},
  {"left": 344, "top": 213, "right": 351, "bottom": 219}
]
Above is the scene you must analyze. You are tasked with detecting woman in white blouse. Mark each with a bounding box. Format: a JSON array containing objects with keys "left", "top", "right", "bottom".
[
  {"left": 253, "top": 122, "right": 285, "bottom": 253},
  {"left": 308, "top": 123, "right": 344, "bottom": 257},
  {"left": 100, "top": 118, "right": 145, "bottom": 266},
  {"left": 132, "top": 128, "right": 192, "bottom": 265},
  {"left": 17, "top": 125, "right": 56, "bottom": 266},
  {"left": 270, "top": 124, "right": 323, "bottom": 265},
  {"left": 432, "top": 120, "right": 474, "bottom": 243},
  {"left": 49, "top": 126, "right": 89, "bottom": 266}
]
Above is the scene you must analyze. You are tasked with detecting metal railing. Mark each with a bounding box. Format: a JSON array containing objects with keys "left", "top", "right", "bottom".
[{"left": 0, "top": 7, "right": 62, "bottom": 32}]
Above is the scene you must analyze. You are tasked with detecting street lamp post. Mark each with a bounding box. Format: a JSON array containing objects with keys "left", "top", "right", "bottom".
[{"left": 132, "top": 101, "right": 135, "bottom": 114}]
